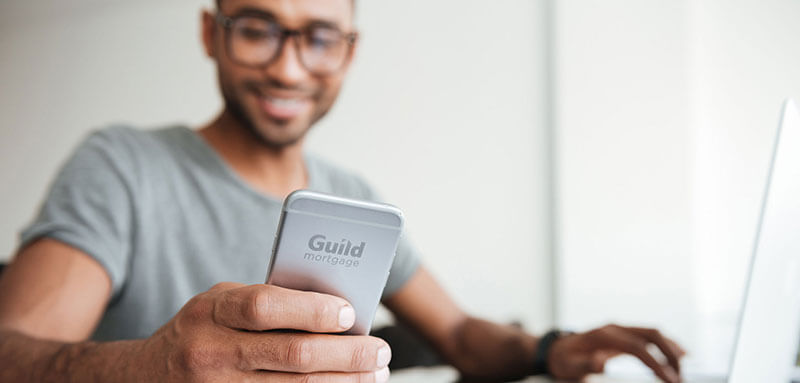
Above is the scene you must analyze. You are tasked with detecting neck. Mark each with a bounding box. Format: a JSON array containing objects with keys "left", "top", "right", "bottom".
[{"left": 198, "top": 110, "right": 308, "bottom": 199}]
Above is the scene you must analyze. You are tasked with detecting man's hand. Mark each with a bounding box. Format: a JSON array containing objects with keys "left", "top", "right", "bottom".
[
  {"left": 142, "top": 282, "right": 391, "bottom": 382},
  {"left": 548, "top": 324, "right": 686, "bottom": 383},
  {"left": 0, "top": 240, "right": 390, "bottom": 382}
]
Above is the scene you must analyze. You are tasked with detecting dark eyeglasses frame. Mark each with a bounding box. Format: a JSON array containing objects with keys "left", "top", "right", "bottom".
[{"left": 215, "top": 12, "right": 358, "bottom": 76}]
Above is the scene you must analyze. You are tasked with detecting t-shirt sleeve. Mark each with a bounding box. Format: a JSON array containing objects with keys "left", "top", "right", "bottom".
[
  {"left": 382, "top": 231, "right": 422, "bottom": 298},
  {"left": 345, "top": 176, "right": 422, "bottom": 299},
  {"left": 19, "top": 128, "right": 137, "bottom": 298}
]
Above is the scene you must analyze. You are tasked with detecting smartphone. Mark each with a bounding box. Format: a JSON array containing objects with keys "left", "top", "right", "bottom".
[{"left": 266, "top": 190, "right": 404, "bottom": 335}]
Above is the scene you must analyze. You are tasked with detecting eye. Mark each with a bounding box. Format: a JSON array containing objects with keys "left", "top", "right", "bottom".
[
  {"left": 234, "top": 18, "right": 280, "bottom": 42},
  {"left": 307, "top": 28, "right": 342, "bottom": 50},
  {"left": 310, "top": 37, "right": 336, "bottom": 49},
  {"left": 240, "top": 27, "right": 269, "bottom": 40}
]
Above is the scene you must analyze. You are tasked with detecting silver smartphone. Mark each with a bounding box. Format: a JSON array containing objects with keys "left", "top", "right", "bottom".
[{"left": 266, "top": 190, "right": 404, "bottom": 335}]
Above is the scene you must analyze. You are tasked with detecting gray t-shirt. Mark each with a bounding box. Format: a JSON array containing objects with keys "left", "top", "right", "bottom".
[{"left": 20, "top": 126, "right": 420, "bottom": 341}]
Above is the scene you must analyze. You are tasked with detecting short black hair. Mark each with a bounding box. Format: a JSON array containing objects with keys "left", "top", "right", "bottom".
[{"left": 215, "top": 0, "right": 355, "bottom": 13}]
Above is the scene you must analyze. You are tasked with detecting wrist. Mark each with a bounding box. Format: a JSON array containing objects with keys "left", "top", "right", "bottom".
[
  {"left": 1, "top": 328, "right": 153, "bottom": 382},
  {"left": 532, "top": 329, "right": 571, "bottom": 376},
  {"left": 48, "top": 337, "right": 150, "bottom": 382}
]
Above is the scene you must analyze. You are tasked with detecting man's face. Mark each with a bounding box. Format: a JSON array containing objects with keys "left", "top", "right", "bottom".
[{"left": 205, "top": 0, "right": 355, "bottom": 148}]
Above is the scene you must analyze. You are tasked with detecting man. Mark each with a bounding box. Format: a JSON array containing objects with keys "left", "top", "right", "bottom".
[{"left": 0, "top": 0, "right": 685, "bottom": 382}]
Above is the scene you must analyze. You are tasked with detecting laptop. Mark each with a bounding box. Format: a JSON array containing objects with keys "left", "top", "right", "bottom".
[{"left": 583, "top": 99, "right": 800, "bottom": 383}]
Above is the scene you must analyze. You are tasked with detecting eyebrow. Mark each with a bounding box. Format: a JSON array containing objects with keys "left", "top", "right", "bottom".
[
  {"left": 228, "top": 6, "right": 344, "bottom": 30},
  {"left": 229, "top": 7, "right": 275, "bottom": 20}
]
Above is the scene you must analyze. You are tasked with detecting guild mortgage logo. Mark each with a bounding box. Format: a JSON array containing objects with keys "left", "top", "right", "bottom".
[{"left": 304, "top": 234, "right": 365, "bottom": 267}]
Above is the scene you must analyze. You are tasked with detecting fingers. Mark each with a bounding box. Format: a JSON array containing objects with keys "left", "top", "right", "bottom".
[
  {"left": 589, "top": 325, "right": 680, "bottom": 383},
  {"left": 207, "top": 281, "right": 245, "bottom": 292},
  {"left": 667, "top": 336, "right": 688, "bottom": 357},
  {"left": 235, "top": 332, "right": 392, "bottom": 373},
  {"left": 212, "top": 284, "right": 356, "bottom": 333},
  {"left": 589, "top": 350, "right": 621, "bottom": 373},
  {"left": 249, "top": 367, "right": 390, "bottom": 383},
  {"left": 624, "top": 326, "right": 685, "bottom": 373}
]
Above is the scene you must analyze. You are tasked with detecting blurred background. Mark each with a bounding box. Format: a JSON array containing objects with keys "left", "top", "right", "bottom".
[{"left": 1, "top": 0, "right": 799, "bottom": 377}]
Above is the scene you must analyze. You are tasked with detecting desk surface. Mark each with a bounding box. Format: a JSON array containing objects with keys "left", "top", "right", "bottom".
[{"left": 389, "top": 366, "right": 723, "bottom": 383}]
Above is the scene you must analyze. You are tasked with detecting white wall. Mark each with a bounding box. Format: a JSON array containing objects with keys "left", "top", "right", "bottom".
[
  {"left": 309, "top": 0, "right": 552, "bottom": 330},
  {"left": 0, "top": 0, "right": 221, "bottom": 255},
  {"left": 553, "top": 0, "right": 697, "bottom": 368},
  {"left": 554, "top": 0, "right": 800, "bottom": 375},
  {"left": 0, "top": 0, "right": 552, "bottom": 330},
  {"left": 689, "top": 0, "right": 800, "bottom": 372}
]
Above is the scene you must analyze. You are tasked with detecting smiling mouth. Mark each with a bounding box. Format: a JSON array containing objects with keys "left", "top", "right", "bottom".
[{"left": 256, "top": 93, "right": 312, "bottom": 121}]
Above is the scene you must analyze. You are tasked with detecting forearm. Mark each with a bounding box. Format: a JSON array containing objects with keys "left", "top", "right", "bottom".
[
  {"left": 440, "top": 316, "right": 538, "bottom": 380},
  {"left": 383, "top": 269, "right": 541, "bottom": 380},
  {"left": 0, "top": 329, "right": 150, "bottom": 382}
]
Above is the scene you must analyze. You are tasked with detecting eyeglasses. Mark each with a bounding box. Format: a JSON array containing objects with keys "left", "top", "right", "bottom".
[{"left": 216, "top": 13, "right": 357, "bottom": 76}]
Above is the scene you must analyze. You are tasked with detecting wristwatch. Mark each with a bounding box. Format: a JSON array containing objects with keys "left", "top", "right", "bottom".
[{"left": 532, "top": 329, "right": 571, "bottom": 375}]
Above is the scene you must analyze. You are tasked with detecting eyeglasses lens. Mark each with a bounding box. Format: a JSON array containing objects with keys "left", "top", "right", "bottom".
[{"left": 228, "top": 16, "right": 350, "bottom": 75}]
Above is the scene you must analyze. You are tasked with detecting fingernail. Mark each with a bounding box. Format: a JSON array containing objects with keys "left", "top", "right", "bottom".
[
  {"left": 376, "top": 346, "right": 391, "bottom": 368},
  {"left": 665, "top": 366, "right": 680, "bottom": 383},
  {"left": 374, "top": 367, "right": 390, "bottom": 383},
  {"left": 338, "top": 306, "right": 355, "bottom": 329}
]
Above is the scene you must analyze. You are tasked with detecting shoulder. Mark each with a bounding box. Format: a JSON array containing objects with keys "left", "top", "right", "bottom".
[
  {"left": 80, "top": 124, "right": 188, "bottom": 156},
  {"left": 65, "top": 124, "right": 190, "bottom": 184},
  {"left": 63, "top": 125, "right": 141, "bottom": 175},
  {"left": 306, "top": 154, "right": 379, "bottom": 201},
  {"left": 75, "top": 124, "right": 192, "bottom": 164}
]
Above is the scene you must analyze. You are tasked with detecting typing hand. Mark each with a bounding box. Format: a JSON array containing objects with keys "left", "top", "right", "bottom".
[
  {"left": 548, "top": 324, "right": 686, "bottom": 383},
  {"left": 143, "top": 282, "right": 391, "bottom": 382}
]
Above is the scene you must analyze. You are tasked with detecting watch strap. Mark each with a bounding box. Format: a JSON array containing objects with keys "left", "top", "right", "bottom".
[{"left": 532, "top": 329, "right": 568, "bottom": 375}]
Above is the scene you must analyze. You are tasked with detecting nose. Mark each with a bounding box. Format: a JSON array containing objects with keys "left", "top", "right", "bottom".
[{"left": 265, "top": 37, "right": 309, "bottom": 87}]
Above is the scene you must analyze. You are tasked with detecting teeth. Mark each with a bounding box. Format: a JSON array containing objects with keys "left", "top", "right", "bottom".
[{"left": 265, "top": 97, "right": 299, "bottom": 106}]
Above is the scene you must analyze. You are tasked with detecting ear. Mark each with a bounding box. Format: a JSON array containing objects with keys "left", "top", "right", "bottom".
[{"left": 201, "top": 9, "right": 217, "bottom": 59}]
